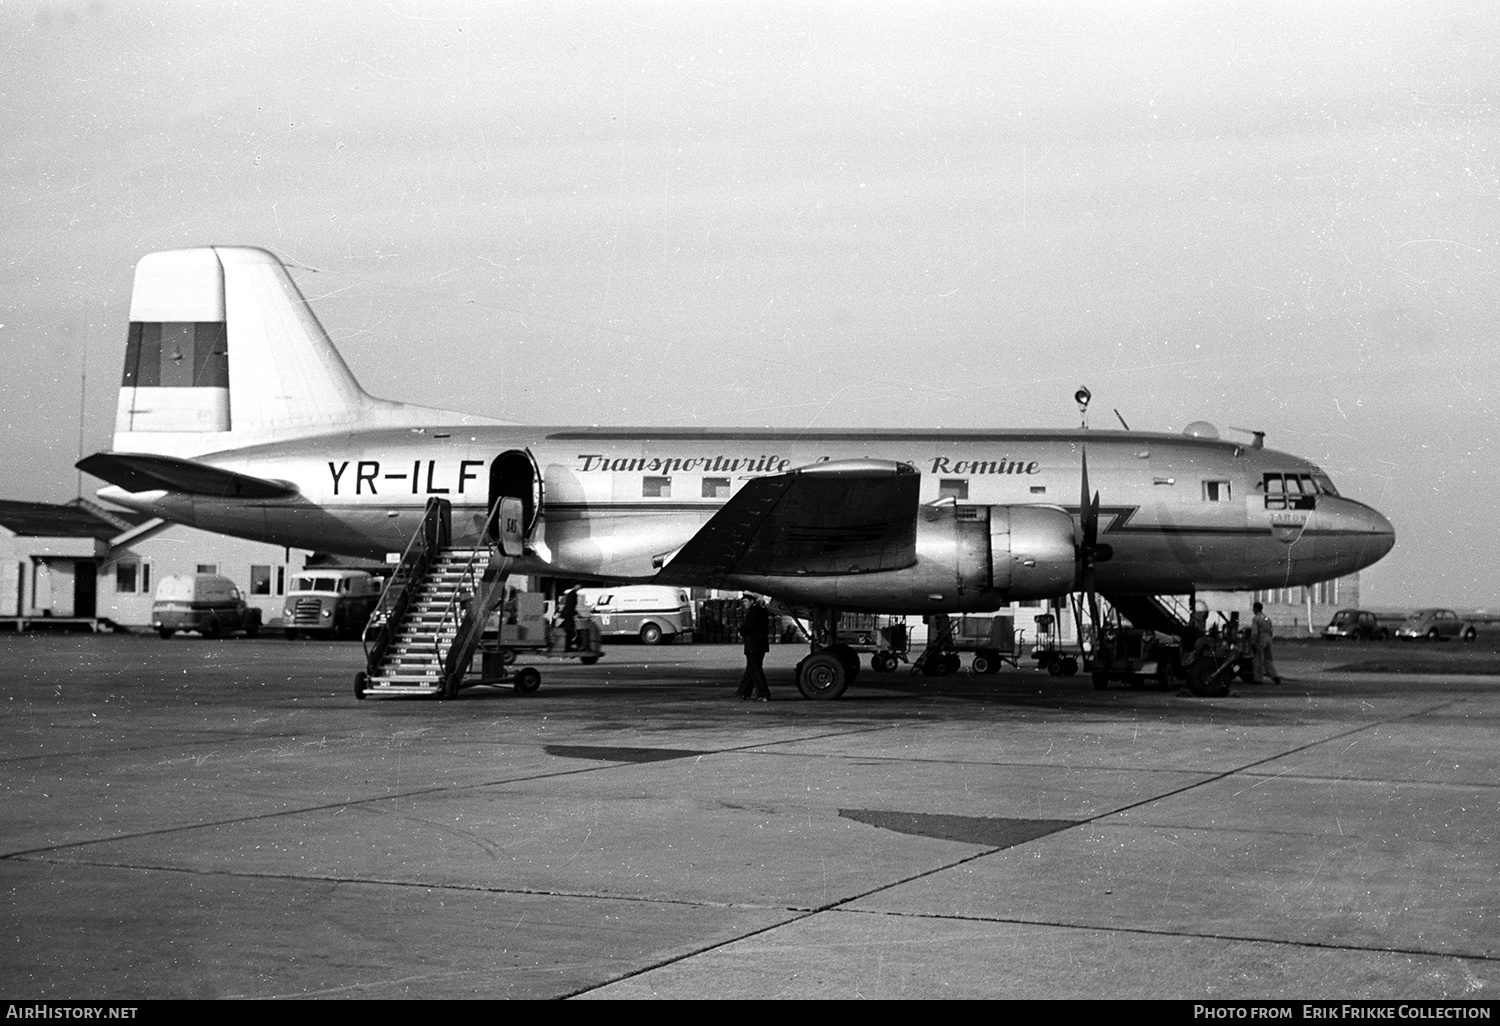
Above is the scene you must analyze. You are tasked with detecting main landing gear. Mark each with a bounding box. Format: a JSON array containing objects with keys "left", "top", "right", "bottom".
[{"left": 793, "top": 608, "right": 860, "bottom": 700}]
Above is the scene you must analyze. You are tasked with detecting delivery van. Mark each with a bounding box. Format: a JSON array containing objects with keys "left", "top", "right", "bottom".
[
  {"left": 282, "top": 570, "right": 383, "bottom": 639},
  {"left": 576, "top": 585, "right": 694, "bottom": 644},
  {"left": 153, "top": 574, "right": 261, "bottom": 639}
]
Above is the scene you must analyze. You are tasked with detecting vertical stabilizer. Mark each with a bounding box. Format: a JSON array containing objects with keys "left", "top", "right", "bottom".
[{"left": 113, "top": 246, "right": 500, "bottom": 458}]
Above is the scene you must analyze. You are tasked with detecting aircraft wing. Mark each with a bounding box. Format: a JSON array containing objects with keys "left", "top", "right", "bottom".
[
  {"left": 76, "top": 452, "right": 298, "bottom": 500},
  {"left": 655, "top": 459, "right": 920, "bottom": 587}
]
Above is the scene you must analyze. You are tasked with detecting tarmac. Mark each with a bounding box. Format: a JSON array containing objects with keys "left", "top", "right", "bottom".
[{"left": 1, "top": 633, "right": 1496, "bottom": 1001}]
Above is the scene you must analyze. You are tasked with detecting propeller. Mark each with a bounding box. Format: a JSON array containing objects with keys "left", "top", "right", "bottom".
[{"left": 1078, "top": 449, "right": 1102, "bottom": 629}]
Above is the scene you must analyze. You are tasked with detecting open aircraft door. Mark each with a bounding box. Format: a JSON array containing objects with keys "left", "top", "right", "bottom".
[{"left": 488, "top": 449, "right": 543, "bottom": 540}]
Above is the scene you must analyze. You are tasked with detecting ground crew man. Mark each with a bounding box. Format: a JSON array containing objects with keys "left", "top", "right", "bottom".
[
  {"left": 736, "top": 594, "right": 771, "bottom": 701},
  {"left": 1251, "top": 601, "right": 1281, "bottom": 684}
]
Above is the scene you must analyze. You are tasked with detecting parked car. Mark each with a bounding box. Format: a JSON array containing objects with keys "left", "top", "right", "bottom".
[
  {"left": 576, "top": 585, "right": 694, "bottom": 644},
  {"left": 153, "top": 573, "right": 261, "bottom": 639},
  {"left": 1322, "top": 609, "right": 1390, "bottom": 641},
  {"left": 282, "top": 570, "right": 383, "bottom": 639},
  {"left": 1394, "top": 608, "right": 1478, "bottom": 641}
]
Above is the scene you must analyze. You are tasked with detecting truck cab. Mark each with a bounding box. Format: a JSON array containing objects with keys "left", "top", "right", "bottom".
[{"left": 282, "top": 570, "right": 382, "bottom": 639}]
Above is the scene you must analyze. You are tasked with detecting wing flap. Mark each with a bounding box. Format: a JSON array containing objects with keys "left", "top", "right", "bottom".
[
  {"left": 656, "top": 459, "right": 920, "bottom": 586},
  {"left": 77, "top": 452, "right": 298, "bottom": 500}
]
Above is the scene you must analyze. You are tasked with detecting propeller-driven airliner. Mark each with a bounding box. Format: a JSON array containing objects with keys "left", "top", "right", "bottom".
[{"left": 79, "top": 247, "right": 1395, "bottom": 699}]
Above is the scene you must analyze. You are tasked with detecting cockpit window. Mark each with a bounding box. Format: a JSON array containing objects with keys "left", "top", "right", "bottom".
[{"left": 1262, "top": 473, "right": 1318, "bottom": 510}]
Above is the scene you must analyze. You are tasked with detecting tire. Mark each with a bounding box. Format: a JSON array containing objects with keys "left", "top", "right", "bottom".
[
  {"left": 639, "top": 623, "right": 663, "bottom": 645},
  {"left": 514, "top": 667, "right": 541, "bottom": 693},
  {"left": 354, "top": 671, "right": 367, "bottom": 700},
  {"left": 828, "top": 644, "right": 860, "bottom": 685},
  {"left": 157, "top": 627, "right": 174, "bottom": 640},
  {"left": 243, "top": 615, "right": 260, "bottom": 639},
  {"left": 1061, "top": 657, "right": 1079, "bottom": 677},
  {"left": 1236, "top": 659, "right": 1256, "bottom": 683},
  {"left": 1377, "top": 628, "right": 1390, "bottom": 641},
  {"left": 498, "top": 648, "right": 517, "bottom": 665},
  {"left": 1427, "top": 628, "right": 1440, "bottom": 641},
  {"left": 1186, "top": 659, "right": 1231, "bottom": 697},
  {"left": 871, "top": 652, "right": 898, "bottom": 673},
  {"left": 796, "top": 652, "right": 849, "bottom": 700},
  {"left": 972, "top": 652, "right": 993, "bottom": 675},
  {"left": 579, "top": 655, "right": 600, "bottom": 665},
  {"left": 1091, "top": 670, "right": 1110, "bottom": 690},
  {"left": 283, "top": 629, "right": 299, "bottom": 641},
  {"left": 204, "top": 618, "right": 221, "bottom": 639},
  {"left": 1463, "top": 627, "right": 1478, "bottom": 641}
]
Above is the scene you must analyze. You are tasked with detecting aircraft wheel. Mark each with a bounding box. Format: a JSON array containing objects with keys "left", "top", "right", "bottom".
[
  {"left": 354, "top": 671, "right": 367, "bottom": 700},
  {"left": 514, "top": 667, "right": 542, "bottom": 693},
  {"left": 796, "top": 652, "right": 849, "bottom": 700},
  {"left": 1186, "top": 660, "right": 1231, "bottom": 697},
  {"left": 827, "top": 644, "right": 861, "bottom": 685},
  {"left": 1091, "top": 671, "right": 1111, "bottom": 690},
  {"left": 1061, "top": 657, "right": 1079, "bottom": 677},
  {"left": 157, "top": 627, "right": 174, "bottom": 640},
  {"left": 639, "top": 623, "right": 663, "bottom": 645}
]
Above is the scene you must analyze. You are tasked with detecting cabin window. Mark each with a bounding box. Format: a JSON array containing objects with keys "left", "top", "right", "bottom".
[
  {"left": 1029, "top": 485, "right": 1046, "bottom": 494},
  {"left": 939, "top": 479, "right": 969, "bottom": 501},
  {"left": 643, "top": 476, "right": 671, "bottom": 498},
  {"left": 197, "top": 564, "right": 217, "bottom": 574},
  {"left": 1202, "top": 480, "right": 1231, "bottom": 503},
  {"left": 250, "top": 565, "right": 272, "bottom": 595},
  {"left": 702, "top": 477, "right": 731, "bottom": 499}
]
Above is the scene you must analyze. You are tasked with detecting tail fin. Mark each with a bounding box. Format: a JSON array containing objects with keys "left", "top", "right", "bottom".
[{"left": 114, "top": 246, "right": 500, "bottom": 458}]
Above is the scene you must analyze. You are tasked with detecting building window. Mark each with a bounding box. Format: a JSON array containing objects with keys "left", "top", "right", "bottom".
[
  {"left": 702, "top": 477, "right": 731, "bottom": 499},
  {"left": 643, "top": 476, "right": 671, "bottom": 498},
  {"left": 197, "top": 564, "right": 218, "bottom": 574},
  {"left": 939, "top": 479, "right": 969, "bottom": 501},
  {"left": 250, "top": 565, "right": 272, "bottom": 595},
  {"left": 115, "top": 561, "right": 138, "bottom": 594},
  {"left": 1203, "top": 480, "right": 1231, "bottom": 502}
]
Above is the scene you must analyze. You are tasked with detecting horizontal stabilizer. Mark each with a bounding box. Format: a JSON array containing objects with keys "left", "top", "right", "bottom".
[
  {"left": 656, "top": 458, "right": 920, "bottom": 587},
  {"left": 77, "top": 452, "right": 298, "bottom": 500}
]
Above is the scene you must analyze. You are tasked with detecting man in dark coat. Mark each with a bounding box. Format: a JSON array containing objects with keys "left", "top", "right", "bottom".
[{"left": 736, "top": 594, "right": 771, "bottom": 701}]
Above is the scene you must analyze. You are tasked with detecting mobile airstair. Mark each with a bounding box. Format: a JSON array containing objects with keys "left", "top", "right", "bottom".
[{"left": 355, "top": 497, "right": 517, "bottom": 699}]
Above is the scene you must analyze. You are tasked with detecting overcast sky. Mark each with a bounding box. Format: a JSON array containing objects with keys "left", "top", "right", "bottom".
[{"left": 3, "top": 0, "right": 1497, "bottom": 608}]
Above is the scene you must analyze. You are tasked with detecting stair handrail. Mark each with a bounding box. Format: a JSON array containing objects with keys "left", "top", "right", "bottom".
[
  {"left": 361, "top": 497, "right": 452, "bottom": 674},
  {"left": 430, "top": 498, "right": 511, "bottom": 688}
]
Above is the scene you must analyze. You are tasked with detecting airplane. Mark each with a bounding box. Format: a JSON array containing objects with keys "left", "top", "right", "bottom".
[{"left": 78, "top": 246, "right": 1395, "bottom": 699}]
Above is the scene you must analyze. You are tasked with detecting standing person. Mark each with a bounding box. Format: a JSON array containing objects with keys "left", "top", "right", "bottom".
[
  {"left": 1251, "top": 601, "right": 1281, "bottom": 684},
  {"left": 736, "top": 594, "right": 771, "bottom": 701},
  {"left": 560, "top": 585, "right": 579, "bottom": 651}
]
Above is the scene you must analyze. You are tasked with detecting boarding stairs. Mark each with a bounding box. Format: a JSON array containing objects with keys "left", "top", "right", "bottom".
[
  {"left": 1099, "top": 593, "right": 1195, "bottom": 637},
  {"left": 358, "top": 498, "right": 513, "bottom": 699}
]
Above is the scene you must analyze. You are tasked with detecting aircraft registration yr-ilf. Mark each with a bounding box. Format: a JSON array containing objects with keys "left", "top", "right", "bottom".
[{"left": 79, "top": 247, "right": 1394, "bottom": 698}]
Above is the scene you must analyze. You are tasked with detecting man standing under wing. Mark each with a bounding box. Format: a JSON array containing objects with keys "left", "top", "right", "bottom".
[{"left": 736, "top": 594, "right": 771, "bottom": 702}]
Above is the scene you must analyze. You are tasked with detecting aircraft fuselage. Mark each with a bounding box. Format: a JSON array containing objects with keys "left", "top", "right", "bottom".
[{"left": 100, "top": 424, "right": 1395, "bottom": 609}]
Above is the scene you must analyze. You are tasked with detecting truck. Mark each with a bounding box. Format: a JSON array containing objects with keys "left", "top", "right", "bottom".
[
  {"left": 575, "top": 585, "right": 694, "bottom": 644},
  {"left": 153, "top": 573, "right": 262, "bottom": 639},
  {"left": 282, "top": 569, "right": 383, "bottom": 639}
]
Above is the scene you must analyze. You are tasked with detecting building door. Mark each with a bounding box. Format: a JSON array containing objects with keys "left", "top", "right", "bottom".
[{"left": 73, "top": 560, "right": 98, "bottom": 618}]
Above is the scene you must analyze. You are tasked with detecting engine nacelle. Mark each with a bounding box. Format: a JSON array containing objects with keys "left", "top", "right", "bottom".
[{"left": 732, "top": 503, "right": 1078, "bottom": 613}]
